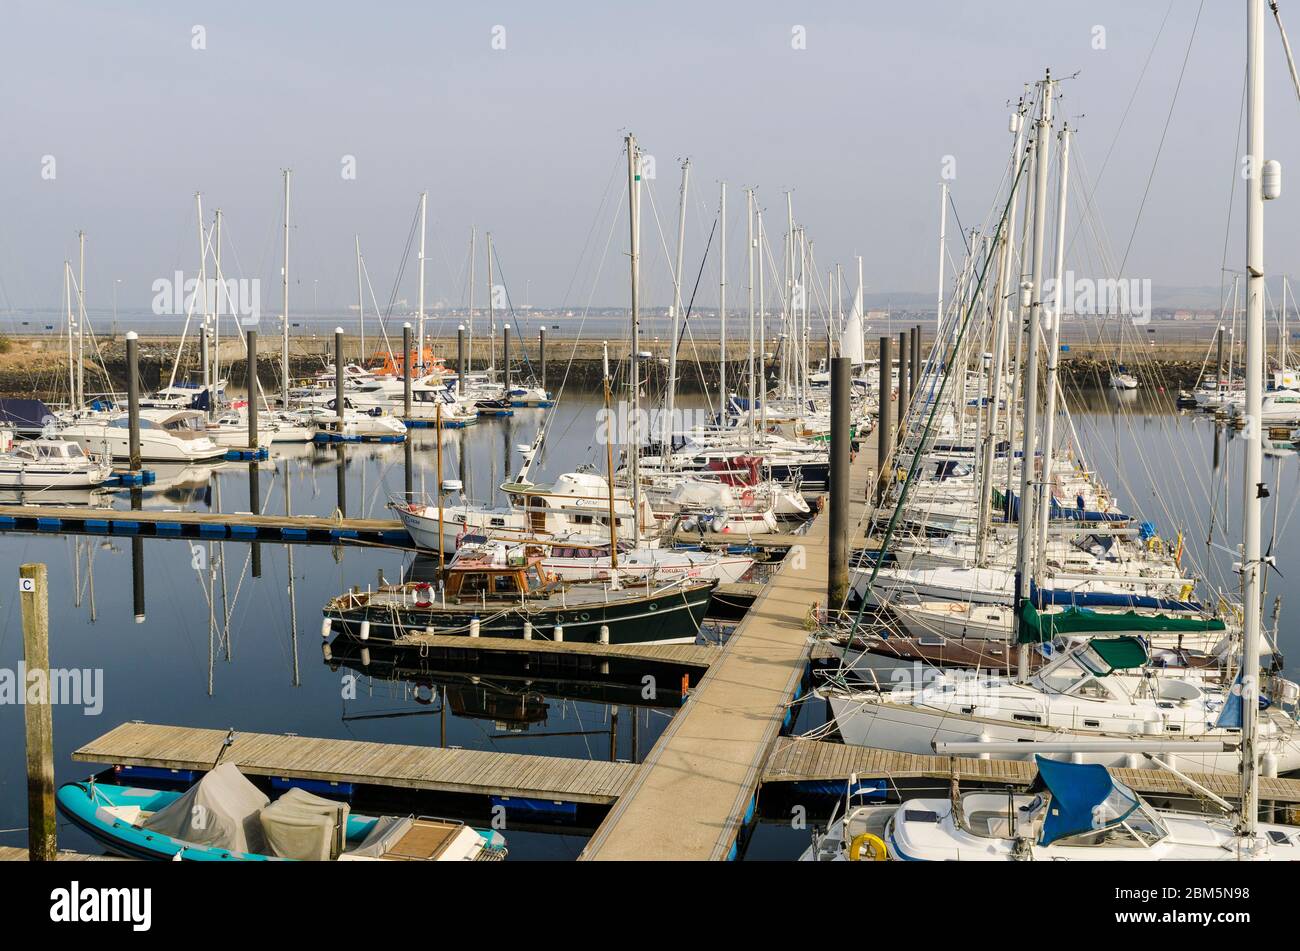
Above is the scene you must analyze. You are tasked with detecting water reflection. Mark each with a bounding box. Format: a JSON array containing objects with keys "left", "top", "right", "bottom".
[{"left": 0, "top": 396, "right": 682, "bottom": 859}]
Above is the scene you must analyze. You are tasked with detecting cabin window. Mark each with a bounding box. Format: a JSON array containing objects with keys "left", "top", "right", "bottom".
[
  {"left": 1012, "top": 713, "right": 1042, "bottom": 724},
  {"left": 492, "top": 574, "right": 521, "bottom": 595},
  {"left": 460, "top": 574, "right": 487, "bottom": 597},
  {"left": 574, "top": 515, "right": 593, "bottom": 525},
  {"left": 1083, "top": 719, "right": 1100, "bottom": 728}
]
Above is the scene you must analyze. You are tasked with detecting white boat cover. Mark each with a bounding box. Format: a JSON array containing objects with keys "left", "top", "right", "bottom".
[
  {"left": 141, "top": 762, "right": 269, "bottom": 854},
  {"left": 257, "top": 787, "right": 350, "bottom": 861},
  {"left": 667, "top": 482, "right": 735, "bottom": 509}
]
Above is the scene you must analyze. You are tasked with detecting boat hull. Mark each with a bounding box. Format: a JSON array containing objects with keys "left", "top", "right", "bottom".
[{"left": 325, "top": 581, "right": 717, "bottom": 646}]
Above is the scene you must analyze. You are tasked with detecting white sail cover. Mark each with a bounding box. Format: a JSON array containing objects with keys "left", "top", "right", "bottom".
[
  {"left": 840, "top": 288, "right": 865, "bottom": 364},
  {"left": 141, "top": 762, "right": 270, "bottom": 854}
]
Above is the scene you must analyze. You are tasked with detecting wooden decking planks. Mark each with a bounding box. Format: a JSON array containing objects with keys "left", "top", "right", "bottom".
[
  {"left": 581, "top": 430, "right": 880, "bottom": 860},
  {"left": 73, "top": 722, "right": 637, "bottom": 805},
  {"left": 761, "top": 737, "right": 1300, "bottom": 803},
  {"left": 390, "top": 633, "right": 721, "bottom": 668},
  {"left": 0, "top": 847, "right": 129, "bottom": 861}
]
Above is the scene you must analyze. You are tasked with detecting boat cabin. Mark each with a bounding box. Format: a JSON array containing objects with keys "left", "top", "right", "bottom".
[
  {"left": 443, "top": 545, "right": 555, "bottom": 601},
  {"left": 5, "top": 439, "right": 90, "bottom": 462}
]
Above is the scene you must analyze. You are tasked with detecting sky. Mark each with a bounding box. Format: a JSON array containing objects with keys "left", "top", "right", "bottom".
[{"left": 0, "top": 1, "right": 1292, "bottom": 318}]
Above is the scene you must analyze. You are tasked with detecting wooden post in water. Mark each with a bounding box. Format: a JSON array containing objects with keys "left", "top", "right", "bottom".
[
  {"left": 503, "top": 325, "right": 511, "bottom": 402},
  {"left": 1216, "top": 324, "right": 1226, "bottom": 396},
  {"left": 457, "top": 324, "right": 466, "bottom": 397},
  {"left": 828, "top": 357, "right": 850, "bottom": 608},
  {"left": 539, "top": 327, "right": 547, "bottom": 393},
  {"left": 201, "top": 321, "right": 212, "bottom": 420},
  {"left": 403, "top": 323, "right": 413, "bottom": 420},
  {"left": 20, "top": 563, "right": 56, "bottom": 861},
  {"left": 126, "top": 331, "right": 141, "bottom": 472},
  {"left": 334, "top": 328, "right": 346, "bottom": 431},
  {"left": 246, "top": 328, "right": 259, "bottom": 451},
  {"left": 876, "top": 335, "right": 891, "bottom": 505},
  {"left": 249, "top": 460, "right": 261, "bottom": 581}
]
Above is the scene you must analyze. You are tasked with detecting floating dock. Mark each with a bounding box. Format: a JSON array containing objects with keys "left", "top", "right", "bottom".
[
  {"left": 760, "top": 737, "right": 1300, "bottom": 804},
  {"left": 0, "top": 847, "right": 129, "bottom": 862},
  {"left": 0, "top": 504, "right": 412, "bottom": 548},
  {"left": 580, "top": 433, "right": 878, "bottom": 860},
  {"left": 73, "top": 722, "right": 637, "bottom": 805}
]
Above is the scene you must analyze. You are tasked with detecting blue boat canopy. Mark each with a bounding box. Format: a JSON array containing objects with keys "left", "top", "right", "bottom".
[{"left": 1031, "top": 755, "right": 1141, "bottom": 847}]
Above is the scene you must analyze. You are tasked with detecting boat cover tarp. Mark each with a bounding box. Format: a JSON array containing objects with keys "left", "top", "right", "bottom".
[
  {"left": 995, "top": 489, "right": 1130, "bottom": 524},
  {"left": 0, "top": 398, "right": 56, "bottom": 432},
  {"left": 1029, "top": 581, "right": 1202, "bottom": 613},
  {"left": 257, "top": 787, "right": 350, "bottom": 861},
  {"left": 668, "top": 482, "right": 734, "bottom": 508},
  {"left": 1017, "top": 601, "right": 1227, "bottom": 645},
  {"left": 1030, "top": 755, "right": 1141, "bottom": 847},
  {"left": 140, "top": 761, "right": 269, "bottom": 854},
  {"left": 706, "top": 455, "right": 762, "bottom": 487}
]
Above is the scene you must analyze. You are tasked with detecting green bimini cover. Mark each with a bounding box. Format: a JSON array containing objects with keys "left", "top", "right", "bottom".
[{"left": 1016, "top": 600, "right": 1227, "bottom": 645}]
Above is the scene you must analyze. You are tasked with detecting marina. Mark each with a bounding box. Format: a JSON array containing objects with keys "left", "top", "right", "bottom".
[{"left": 6, "top": 4, "right": 1300, "bottom": 935}]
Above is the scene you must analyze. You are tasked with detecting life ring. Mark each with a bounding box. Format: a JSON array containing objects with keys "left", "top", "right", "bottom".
[
  {"left": 413, "top": 682, "right": 435, "bottom": 705},
  {"left": 848, "top": 832, "right": 888, "bottom": 861}
]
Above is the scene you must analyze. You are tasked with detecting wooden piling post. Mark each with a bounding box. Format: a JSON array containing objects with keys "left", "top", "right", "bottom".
[
  {"left": 20, "top": 563, "right": 56, "bottom": 861},
  {"left": 246, "top": 327, "right": 259, "bottom": 451}
]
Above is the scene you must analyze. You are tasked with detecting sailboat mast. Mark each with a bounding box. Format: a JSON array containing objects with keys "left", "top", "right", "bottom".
[
  {"left": 747, "top": 188, "right": 756, "bottom": 447},
  {"left": 1014, "top": 72, "right": 1053, "bottom": 683},
  {"left": 487, "top": 231, "right": 495, "bottom": 382},
  {"left": 626, "top": 135, "right": 643, "bottom": 537},
  {"left": 602, "top": 340, "right": 619, "bottom": 570},
  {"left": 282, "top": 169, "right": 291, "bottom": 409},
  {"left": 64, "top": 262, "right": 74, "bottom": 409},
  {"left": 1240, "top": 0, "right": 1267, "bottom": 839},
  {"left": 976, "top": 110, "right": 1025, "bottom": 565},
  {"left": 1034, "top": 124, "right": 1071, "bottom": 571},
  {"left": 936, "top": 182, "right": 948, "bottom": 330},
  {"left": 665, "top": 158, "right": 690, "bottom": 469},
  {"left": 719, "top": 182, "right": 727, "bottom": 421},
  {"left": 77, "top": 231, "right": 85, "bottom": 410},
  {"left": 857, "top": 255, "right": 864, "bottom": 369},
  {"left": 468, "top": 227, "right": 476, "bottom": 378},
  {"left": 758, "top": 205, "right": 768, "bottom": 435},
  {"left": 417, "top": 191, "right": 427, "bottom": 378},
  {"left": 355, "top": 234, "right": 363, "bottom": 376},
  {"left": 213, "top": 209, "right": 222, "bottom": 417}
]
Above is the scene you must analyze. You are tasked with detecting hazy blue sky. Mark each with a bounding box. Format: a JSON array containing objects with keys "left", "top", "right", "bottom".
[{"left": 0, "top": 1, "right": 1291, "bottom": 317}]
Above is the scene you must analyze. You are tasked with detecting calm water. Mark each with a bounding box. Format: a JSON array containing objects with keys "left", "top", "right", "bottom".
[{"left": 0, "top": 389, "right": 1288, "bottom": 859}]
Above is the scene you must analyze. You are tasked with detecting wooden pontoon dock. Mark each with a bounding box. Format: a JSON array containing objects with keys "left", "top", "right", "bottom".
[{"left": 73, "top": 722, "right": 637, "bottom": 805}]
